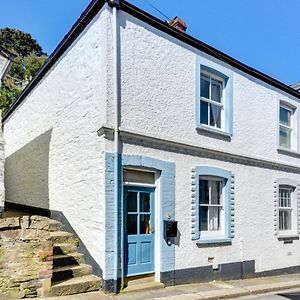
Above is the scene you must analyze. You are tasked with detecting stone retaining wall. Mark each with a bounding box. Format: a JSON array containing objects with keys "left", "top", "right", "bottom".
[{"left": 0, "top": 215, "right": 53, "bottom": 298}]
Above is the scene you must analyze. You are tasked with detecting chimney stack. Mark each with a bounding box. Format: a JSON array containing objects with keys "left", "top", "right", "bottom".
[{"left": 168, "top": 16, "right": 187, "bottom": 32}]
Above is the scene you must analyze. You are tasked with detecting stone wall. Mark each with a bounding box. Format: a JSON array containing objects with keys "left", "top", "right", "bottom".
[{"left": 0, "top": 215, "right": 53, "bottom": 298}]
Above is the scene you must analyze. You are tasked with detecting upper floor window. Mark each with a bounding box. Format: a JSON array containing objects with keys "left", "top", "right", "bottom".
[
  {"left": 200, "top": 72, "right": 224, "bottom": 129},
  {"left": 196, "top": 57, "right": 233, "bottom": 138},
  {"left": 279, "top": 104, "right": 292, "bottom": 149}
]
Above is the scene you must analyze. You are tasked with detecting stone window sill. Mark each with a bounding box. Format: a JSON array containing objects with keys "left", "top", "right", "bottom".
[
  {"left": 277, "top": 147, "right": 300, "bottom": 158},
  {"left": 196, "top": 237, "right": 232, "bottom": 245},
  {"left": 196, "top": 124, "right": 231, "bottom": 140},
  {"left": 277, "top": 234, "right": 299, "bottom": 240}
]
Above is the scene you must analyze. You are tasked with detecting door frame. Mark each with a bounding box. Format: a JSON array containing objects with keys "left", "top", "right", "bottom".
[{"left": 123, "top": 185, "right": 155, "bottom": 277}]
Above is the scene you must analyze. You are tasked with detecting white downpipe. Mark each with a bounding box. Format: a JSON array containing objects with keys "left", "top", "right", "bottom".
[{"left": 112, "top": 4, "right": 120, "bottom": 287}]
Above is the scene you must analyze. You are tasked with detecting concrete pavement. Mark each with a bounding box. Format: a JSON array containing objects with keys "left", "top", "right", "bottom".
[{"left": 42, "top": 273, "right": 300, "bottom": 300}]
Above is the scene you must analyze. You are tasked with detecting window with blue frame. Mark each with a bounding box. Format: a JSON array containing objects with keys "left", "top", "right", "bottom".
[
  {"left": 196, "top": 56, "right": 233, "bottom": 137},
  {"left": 199, "top": 176, "right": 224, "bottom": 235},
  {"left": 200, "top": 71, "right": 224, "bottom": 129},
  {"left": 192, "top": 166, "right": 233, "bottom": 243}
]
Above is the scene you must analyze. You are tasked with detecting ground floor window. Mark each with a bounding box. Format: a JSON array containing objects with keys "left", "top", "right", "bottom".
[
  {"left": 192, "top": 166, "right": 233, "bottom": 242},
  {"left": 278, "top": 187, "right": 293, "bottom": 231},
  {"left": 199, "top": 177, "right": 224, "bottom": 233}
]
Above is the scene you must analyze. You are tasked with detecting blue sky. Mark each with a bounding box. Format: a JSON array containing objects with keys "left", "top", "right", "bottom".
[{"left": 0, "top": 0, "right": 299, "bottom": 85}]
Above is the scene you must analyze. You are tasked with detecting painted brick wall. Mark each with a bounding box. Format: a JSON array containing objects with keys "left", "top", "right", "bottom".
[{"left": 3, "top": 5, "right": 111, "bottom": 272}]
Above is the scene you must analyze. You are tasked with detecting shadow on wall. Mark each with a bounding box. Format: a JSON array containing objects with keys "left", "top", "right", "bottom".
[{"left": 5, "top": 129, "right": 53, "bottom": 210}]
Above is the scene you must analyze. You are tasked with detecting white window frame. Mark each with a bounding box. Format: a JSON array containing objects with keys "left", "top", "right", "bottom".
[
  {"left": 278, "top": 186, "right": 293, "bottom": 232},
  {"left": 200, "top": 70, "right": 225, "bottom": 131},
  {"left": 279, "top": 104, "right": 293, "bottom": 150},
  {"left": 199, "top": 176, "right": 225, "bottom": 237}
]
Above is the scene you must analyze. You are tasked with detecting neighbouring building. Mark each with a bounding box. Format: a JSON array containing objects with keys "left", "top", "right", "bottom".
[
  {"left": 0, "top": 45, "right": 15, "bottom": 213},
  {"left": 291, "top": 82, "right": 300, "bottom": 93},
  {"left": 3, "top": 0, "right": 300, "bottom": 293}
]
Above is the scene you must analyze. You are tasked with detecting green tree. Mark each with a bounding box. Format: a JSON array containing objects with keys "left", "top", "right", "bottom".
[
  {"left": 0, "top": 28, "right": 48, "bottom": 114},
  {"left": 24, "top": 54, "right": 48, "bottom": 79},
  {"left": 0, "top": 28, "right": 45, "bottom": 57}
]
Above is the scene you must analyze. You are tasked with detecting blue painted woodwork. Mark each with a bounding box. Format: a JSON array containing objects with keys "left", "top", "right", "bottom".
[
  {"left": 196, "top": 56, "right": 233, "bottom": 136},
  {"left": 193, "top": 166, "right": 232, "bottom": 242},
  {"left": 124, "top": 186, "right": 155, "bottom": 276},
  {"left": 104, "top": 153, "right": 175, "bottom": 281}
]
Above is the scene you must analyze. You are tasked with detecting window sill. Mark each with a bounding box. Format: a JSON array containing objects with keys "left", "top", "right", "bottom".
[
  {"left": 196, "top": 237, "right": 232, "bottom": 245},
  {"left": 277, "top": 147, "right": 300, "bottom": 158},
  {"left": 196, "top": 124, "right": 231, "bottom": 139},
  {"left": 277, "top": 234, "right": 299, "bottom": 240}
]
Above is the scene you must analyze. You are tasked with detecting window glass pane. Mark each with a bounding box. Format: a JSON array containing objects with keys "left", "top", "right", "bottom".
[
  {"left": 279, "top": 126, "right": 291, "bottom": 149},
  {"left": 200, "top": 206, "right": 208, "bottom": 231},
  {"left": 200, "top": 100, "right": 208, "bottom": 125},
  {"left": 211, "top": 180, "right": 222, "bottom": 204},
  {"left": 126, "top": 192, "right": 137, "bottom": 212},
  {"left": 210, "top": 104, "right": 222, "bottom": 128},
  {"left": 280, "top": 106, "right": 291, "bottom": 127},
  {"left": 200, "top": 76, "right": 209, "bottom": 99},
  {"left": 140, "top": 214, "right": 150, "bottom": 234},
  {"left": 209, "top": 207, "right": 221, "bottom": 231},
  {"left": 279, "top": 210, "right": 292, "bottom": 231},
  {"left": 127, "top": 214, "right": 137, "bottom": 235},
  {"left": 140, "top": 192, "right": 150, "bottom": 212},
  {"left": 211, "top": 80, "right": 222, "bottom": 103},
  {"left": 279, "top": 188, "right": 291, "bottom": 208},
  {"left": 199, "top": 180, "right": 209, "bottom": 204}
]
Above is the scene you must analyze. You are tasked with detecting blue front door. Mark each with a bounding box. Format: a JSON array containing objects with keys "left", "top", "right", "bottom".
[{"left": 124, "top": 186, "right": 155, "bottom": 276}]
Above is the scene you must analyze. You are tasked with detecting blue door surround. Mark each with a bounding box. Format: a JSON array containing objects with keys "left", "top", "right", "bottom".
[
  {"left": 124, "top": 186, "right": 155, "bottom": 276},
  {"left": 104, "top": 153, "right": 175, "bottom": 292}
]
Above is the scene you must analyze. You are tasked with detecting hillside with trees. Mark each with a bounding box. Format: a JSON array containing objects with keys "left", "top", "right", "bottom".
[{"left": 0, "top": 28, "right": 48, "bottom": 114}]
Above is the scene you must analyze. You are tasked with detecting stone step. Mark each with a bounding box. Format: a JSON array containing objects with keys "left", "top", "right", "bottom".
[
  {"left": 52, "top": 264, "right": 92, "bottom": 282},
  {"left": 50, "top": 231, "right": 77, "bottom": 244},
  {"left": 49, "top": 219, "right": 62, "bottom": 232},
  {"left": 53, "top": 243, "right": 78, "bottom": 255},
  {"left": 122, "top": 281, "right": 164, "bottom": 293},
  {"left": 50, "top": 275, "right": 101, "bottom": 297},
  {"left": 126, "top": 275, "right": 155, "bottom": 287},
  {"left": 53, "top": 253, "right": 84, "bottom": 268}
]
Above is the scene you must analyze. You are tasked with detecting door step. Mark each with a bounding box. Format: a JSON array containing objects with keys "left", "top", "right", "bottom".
[
  {"left": 122, "top": 275, "right": 164, "bottom": 293},
  {"left": 51, "top": 275, "right": 101, "bottom": 297}
]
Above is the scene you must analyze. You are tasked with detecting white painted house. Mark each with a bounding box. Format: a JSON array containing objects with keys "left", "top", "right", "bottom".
[
  {"left": 3, "top": 0, "right": 300, "bottom": 293},
  {"left": 0, "top": 45, "right": 15, "bottom": 213}
]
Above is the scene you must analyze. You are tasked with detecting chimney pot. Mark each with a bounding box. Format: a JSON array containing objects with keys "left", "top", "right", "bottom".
[{"left": 169, "top": 16, "right": 187, "bottom": 32}]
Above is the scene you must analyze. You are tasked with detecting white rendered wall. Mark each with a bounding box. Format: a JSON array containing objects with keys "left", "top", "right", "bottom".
[
  {"left": 108, "top": 11, "right": 300, "bottom": 274},
  {"left": 116, "top": 11, "right": 300, "bottom": 168},
  {"left": 3, "top": 6, "right": 111, "bottom": 269},
  {"left": 0, "top": 55, "right": 8, "bottom": 212},
  {"left": 104, "top": 139, "right": 300, "bottom": 274}
]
